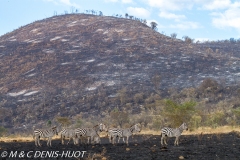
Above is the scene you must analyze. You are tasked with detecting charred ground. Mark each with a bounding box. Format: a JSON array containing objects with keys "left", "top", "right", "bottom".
[{"left": 1, "top": 132, "right": 240, "bottom": 160}]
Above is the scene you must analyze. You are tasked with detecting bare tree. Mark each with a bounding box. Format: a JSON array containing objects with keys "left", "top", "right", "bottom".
[
  {"left": 118, "top": 88, "right": 127, "bottom": 105},
  {"left": 170, "top": 33, "right": 177, "bottom": 39},
  {"left": 70, "top": 6, "right": 75, "bottom": 13},
  {"left": 110, "top": 109, "right": 129, "bottom": 128},
  {"left": 143, "top": 19, "right": 147, "bottom": 25},
  {"left": 182, "top": 36, "right": 194, "bottom": 44}
]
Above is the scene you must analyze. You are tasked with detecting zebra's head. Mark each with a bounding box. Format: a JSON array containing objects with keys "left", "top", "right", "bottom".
[
  {"left": 134, "top": 123, "right": 141, "bottom": 132},
  {"left": 52, "top": 126, "right": 58, "bottom": 135},
  {"left": 181, "top": 123, "right": 188, "bottom": 131},
  {"left": 101, "top": 123, "right": 108, "bottom": 132},
  {"left": 99, "top": 123, "right": 107, "bottom": 132}
]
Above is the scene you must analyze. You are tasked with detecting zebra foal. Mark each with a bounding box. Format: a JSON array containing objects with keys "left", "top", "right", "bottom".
[
  {"left": 33, "top": 126, "right": 58, "bottom": 147},
  {"left": 161, "top": 122, "right": 188, "bottom": 146}
]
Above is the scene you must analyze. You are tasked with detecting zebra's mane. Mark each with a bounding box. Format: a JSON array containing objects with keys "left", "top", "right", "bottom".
[
  {"left": 129, "top": 124, "right": 136, "bottom": 132},
  {"left": 178, "top": 123, "right": 186, "bottom": 132},
  {"left": 93, "top": 124, "right": 101, "bottom": 132}
]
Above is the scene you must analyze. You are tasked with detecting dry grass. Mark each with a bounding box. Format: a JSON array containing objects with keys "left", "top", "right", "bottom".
[
  {"left": 141, "top": 126, "right": 240, "bottom": 135},
  {"left": 1, "top": 126, "right": 240, "bottom": 142},
  {"left": 0, "top": 134, "right": 59, "bottom": 142}
]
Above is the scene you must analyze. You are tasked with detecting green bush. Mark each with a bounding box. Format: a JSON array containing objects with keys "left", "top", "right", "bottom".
[
  {"left": 162, "top": 99, "right": 196, "bottom": 127},
  {"left": 0, "top": 126, "right": 7, "bottom": 136},
  {"left": 205, "top": 111, "right": 225, "bottom": 128},
  {"left": 189, "top": 114, "right": 202, "bottom": 130},
  {"left": 152, "top": 116, "right": 163, "bottom": 131}
]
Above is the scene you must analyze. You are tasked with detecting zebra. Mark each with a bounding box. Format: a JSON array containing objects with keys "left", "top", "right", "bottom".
[
  {"left": 107, "top": 127, "right": 122, "bottom": 144},
  {"left": 108, "top": 124, "right": 141, "bottom": 145},
  {"left": 75, "top": 123, "right": 106, "bottom": 144},
  {"left": 160, "top": 122, "right": 188, "bottom": 146},
  {"left": 93, "top": 134, "right": 101, "bottom": 144},
  {"left": 60, "top": 128, "right": 77, "bottom": 145},
  {"left": 33, "top": 126, "right": 58, "bottom": 147}
]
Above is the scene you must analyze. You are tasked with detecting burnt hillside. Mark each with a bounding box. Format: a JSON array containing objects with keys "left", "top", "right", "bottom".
[{"left": 0, "top": 14, "right": 239, "bottom": 128}]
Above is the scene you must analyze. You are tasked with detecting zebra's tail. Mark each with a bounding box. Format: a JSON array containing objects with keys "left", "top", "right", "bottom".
[{"left": 33, "top": 132, "right": 35, "bottom": 139}]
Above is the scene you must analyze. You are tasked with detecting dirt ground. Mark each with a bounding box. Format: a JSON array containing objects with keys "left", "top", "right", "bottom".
[{"left": 1, "top": 131, "right": 240, "bottom": 160}]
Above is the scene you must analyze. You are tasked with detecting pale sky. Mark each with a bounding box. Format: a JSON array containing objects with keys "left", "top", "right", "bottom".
[{"left": 1, "top": 0, "right": 240, "bottom": 41}]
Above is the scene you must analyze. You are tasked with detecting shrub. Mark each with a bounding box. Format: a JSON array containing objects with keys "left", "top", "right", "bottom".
[
  {"left": 110, "top": 109, "right": 129, "bottom": 127},
  {"left": 162, "top": 99, "right": 196, "bottom": 127},
  {"left": 189, "top": 114, "right": 202, "bottom": 130},
  {"left": 0, "top": 126, "right": 7, "bottom": 136},
  {"left": 55, "top": 116, "right": 71, "bottom": 127},
  {"left": 232, "top": 107, "right": 240, "bottom": 125},
  {"left": 205, "top": 111, "right": 225, "bottom": 128}
]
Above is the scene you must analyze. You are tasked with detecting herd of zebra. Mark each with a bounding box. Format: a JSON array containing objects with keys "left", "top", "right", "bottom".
[{"left": 33, "top": 122, "right": 188, "bottom": 147}]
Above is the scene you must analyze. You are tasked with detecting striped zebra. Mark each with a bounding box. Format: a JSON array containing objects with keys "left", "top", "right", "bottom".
[
  {"left": 93, "top": 134, "right": 101, "bottom": 144},
  {"left": 75, "top": 123, "right": 106, "bottom": 144},
  {"left": 33, "top": 126, "right": 58, "bottom": 147},
  {"left": 107, "top": 127, "right": 122, "bottom": 144},
  {"left": 108, "top": 124, "right": 141, "bottom": 145},
  {"left": 161, "top": 122, "right": 188, "bottom": 146},
  {"left": 60, "top": 128, "right": 77, "bottom": 145}
]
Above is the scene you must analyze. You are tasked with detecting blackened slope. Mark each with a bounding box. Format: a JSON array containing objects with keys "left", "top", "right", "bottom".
[{"left": 0, "top": 14, "right": 237, "bottom": 127}]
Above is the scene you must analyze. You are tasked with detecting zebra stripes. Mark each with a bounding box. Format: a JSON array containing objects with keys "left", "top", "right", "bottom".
[
  {"left": 33, "top": 126, "right": 58, "bottom": 147},
  {"left": 161, "top": 122, "right": 188, "bottom": 146},
  {"left": 75, "top": 123, "right": 105, "bottom": 144},
  {"left": 107, "top": 128, "right": 123, "bottom": 144},
  {"left": 108, "top": 124, "right": 141, "bottom": 145},
  {"left": 60, "top": 128, "right": 77, "bottom": 145},
  {"left": 118, "top": 124, "right": 141, "bottom": 145},
  {"left": 32, "top": 123, "right": 144, "bottom": 146}
]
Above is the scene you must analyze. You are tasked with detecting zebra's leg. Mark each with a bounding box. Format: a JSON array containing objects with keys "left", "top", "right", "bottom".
[
  {"left": 37, "top": 136, "right": 41, "bottom": 147},
  {"left": 49, "top": 137, "right": 52, "bottom": 147},
  {"left": 176, "top": 136, "right": 179, "bottom": 146},
  {"left": 123, "top": 137, "right": 125, "bottom": 143},
  {"left": 111, "top": 136, "right": 114, "bottom": 144},
  {"left": 164, "top": 136, "right": 168, "bottom": 145},
  {"left": 91, "top": 136, "right": 94, "bottom": 144},
  {"left": 75, "top": 136, "right": 79, "bottom": 145},
  {"left": 174, "top": 137, "right": 179, "bottom": 146},
  {"left": 126, "top": 136, "right": 129, "bottom": 146},
  {"left": 87, "top": 137, "right": 90, "bottom": 144},
  {"left": 161, "top": 136, "right": 164, "bottom": 146},
  {"left": 118, "top": 136, "right": 121, "bottom": 143},
  {"left": 47, "top": 137, "right": 52, "bottom": 147},
  {"left": 109, "top": 135, "right": 112, "bottom": 143},
  {"left": 73, "top": 137, "right": 76, "bottom": 145},
  {"left": 114, "top": 136, "right": 117, "bottom": 144},
  {"left": 47, "top": 137, "right": 50, "bottom": 146},
  {"left": 61, "top": 136, "right": 65, "bottom": 145},
  {"left": 35, "top": 137, "right": 38, "bottom": 147},
  {"left": 67, "top": 138, "right": 71, "bottom": 145},
  {"left": 112, "top": 136, "right": 116, "bottom": 144}
]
